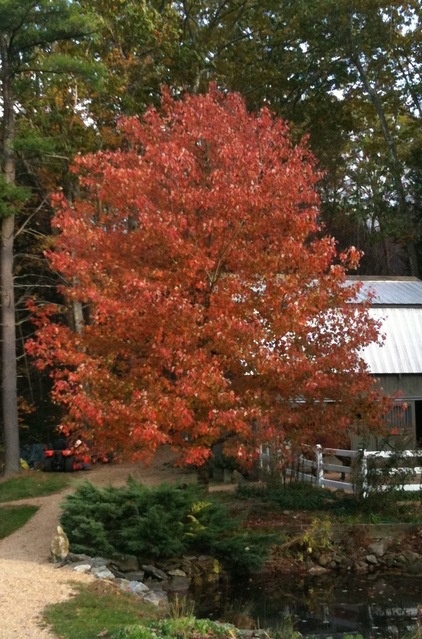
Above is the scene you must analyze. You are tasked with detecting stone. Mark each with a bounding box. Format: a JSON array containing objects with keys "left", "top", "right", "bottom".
[
  {"left": 308, "top": 565, "right": 328, "bottom": 576},
  {"left": 168, "top": 569, "right": 187, "bottom": 577},
  {"left": 112, "top": 555, "right": 139, "bottom": 572},
  {"left": 73, "top": 563, "right": 92, "bottom": 573},
  {"left": 92, "top": 567, "right": 115, "bottom": 579},
  {"left": 402, "top": 550, "right": 420, "bottom": 563},
  {"left": 127, "top": 581, "right": 150, "bottom": 595},
  {"left": 50, "top": 525, "right": 70, "bottom": 563},
  {"left": 124, "top": 571, "right": 146, "bottom": 582},
  {"left": 367, "top": 540, "right": 389, "bottom": 557},
  {"left": 67, "top": 552, "right": 91, "bottom": 563},
  {"left": 317, "top": 553, "right": 332, "bottom": 567},
  {"left": 353, "top": 561, "right": 369, "bottom": 574},
  {"left": 406, "top": 560, "right": 422, "bottom": 575},
  {"left": 91, "top": 557, "right": 111, "bottom": 567},
  {"left": 142, "top": 564, "right": 168, "bottom": 580},
  {"left": 163, "top": 575, "right": 190, "bottom": 592},
  {"left": 142, "top": 590, "right": 168, "bottom": 607},
  {"left": 365, "top": 554, "right": 378, "bottom": 565}
]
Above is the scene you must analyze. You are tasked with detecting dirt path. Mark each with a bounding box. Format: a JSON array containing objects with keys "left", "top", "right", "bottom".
[{"left": 0, "top": 450, "right": 194, "bottom": 639}]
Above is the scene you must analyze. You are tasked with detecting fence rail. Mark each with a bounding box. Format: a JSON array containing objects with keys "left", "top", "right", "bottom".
[{"left": 259, "top": 444, "right": 422, "bottom": 496}]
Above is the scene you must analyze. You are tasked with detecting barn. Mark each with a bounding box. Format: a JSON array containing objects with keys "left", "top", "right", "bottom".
[{"left": 350, "top": 276, "right": 422, "bottom": 449}]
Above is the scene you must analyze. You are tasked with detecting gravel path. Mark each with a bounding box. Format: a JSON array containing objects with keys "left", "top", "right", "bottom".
[{"left": 0, "top": 451, "right": 193, "bottom": 639}]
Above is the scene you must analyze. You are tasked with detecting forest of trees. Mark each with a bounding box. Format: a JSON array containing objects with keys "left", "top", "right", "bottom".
[{"left": 1, "top": 1, "right": 420, "bottom": 473}]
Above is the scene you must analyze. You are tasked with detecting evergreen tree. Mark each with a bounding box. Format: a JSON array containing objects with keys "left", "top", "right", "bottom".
[{"left": 0, "top": 0, "right": 99, "bottom": 475}]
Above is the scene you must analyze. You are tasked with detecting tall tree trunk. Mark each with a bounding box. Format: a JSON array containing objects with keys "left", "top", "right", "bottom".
[
  {"left": 350, "top": 52, "right": 419, "bottom": 277},
  {"left": 1, "top": 216, "right": 19, "bottom": 475},
  {"left": 1, "top": 59, "right": 20, "bottom": 475}
]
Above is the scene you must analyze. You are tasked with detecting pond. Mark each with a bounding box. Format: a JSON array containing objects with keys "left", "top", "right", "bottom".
[{"left": 193, "top": 574, "right": 422, "bottom": 638}]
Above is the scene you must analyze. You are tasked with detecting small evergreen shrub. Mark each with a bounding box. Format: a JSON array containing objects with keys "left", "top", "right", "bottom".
[{"left": 60, "top": 479, "right": 274, "bottom": 574}]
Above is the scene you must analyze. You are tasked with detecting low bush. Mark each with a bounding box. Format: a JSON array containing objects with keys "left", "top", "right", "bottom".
[
  {"left": 111, "top": 617, "right": 237, "bottom": 639},
  {"left": 60, "top": 479, "right": 275, "bottom": 574}
]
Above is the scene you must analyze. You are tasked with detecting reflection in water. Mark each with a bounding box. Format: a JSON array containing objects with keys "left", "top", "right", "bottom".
[{"left": 193, "top": 575, "right": 422, "bottom": 638}]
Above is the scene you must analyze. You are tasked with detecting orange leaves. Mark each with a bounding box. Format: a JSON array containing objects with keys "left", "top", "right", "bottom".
[{"left": 27, "top": 87, "right": 388, "bottom": 464}]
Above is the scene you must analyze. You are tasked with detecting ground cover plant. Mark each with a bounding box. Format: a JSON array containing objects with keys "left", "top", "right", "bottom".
[
  {"left": 43, "top": 581, "right": 156, "bottom": 639},
  {"left": 0, "top": 505, "right": 38, "bottom": 538},
  {"left": 0, "top": 471, "right": 69, "bottom": 503},
  {"left": 111, "top": 617, "right": 238, "bottom": 639},
  {"left": 60, "top": 479, "right": 275, "bottom": 575},
  {"left": 234, "top": 482, "right": 422, "bottom": 525}
]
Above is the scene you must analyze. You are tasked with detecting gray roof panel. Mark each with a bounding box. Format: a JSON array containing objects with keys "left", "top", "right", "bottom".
[
  {"left": 361, "top": 308, "right": 422, "bottom": 374},
  {"left": 350, "top": 279, "right": 422, "bottom": 306}
]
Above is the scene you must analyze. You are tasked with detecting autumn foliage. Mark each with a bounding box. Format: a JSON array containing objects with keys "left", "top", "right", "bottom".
[{"left": 27, "top": 88, "right": 388, "bottom": 465}]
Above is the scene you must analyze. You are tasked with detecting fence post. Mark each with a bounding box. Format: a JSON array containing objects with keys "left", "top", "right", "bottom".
[
  {"left": 315, "top": 444, "right": 323, "bottom": 487},
  {"left": 360, "top": 449, "right": 368, "bottom": 498}
]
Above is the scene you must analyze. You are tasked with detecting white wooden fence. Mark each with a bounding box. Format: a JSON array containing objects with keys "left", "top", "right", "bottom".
[{"left": 259, "top": 444, "right": 422, "bottom": 496}]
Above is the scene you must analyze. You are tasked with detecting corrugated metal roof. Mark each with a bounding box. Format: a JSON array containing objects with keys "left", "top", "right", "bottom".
[
  {"left": 350, "top": 279, "right": 422, "bottom": 306},
  {"left": 361, "top": 308, "right": 422, "bottom": 374}
]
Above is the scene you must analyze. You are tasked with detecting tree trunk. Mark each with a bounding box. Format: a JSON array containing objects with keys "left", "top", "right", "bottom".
[
  {"left": 1, "top": 54, "right": 20, "bottom": 475},
  {"left": 350, "top": 52, "right": 419, "bottom": 277},
  {"left": 1, "top": 215, "right": 20, "bottom": 475}
]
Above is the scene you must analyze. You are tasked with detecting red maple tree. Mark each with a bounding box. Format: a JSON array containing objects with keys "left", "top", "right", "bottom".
[{"left": 27, "top": 88, "right": 389, "bottom": 465}]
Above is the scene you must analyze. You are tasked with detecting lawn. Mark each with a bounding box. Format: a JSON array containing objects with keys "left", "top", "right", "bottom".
[
  {"left": 0, "top": 471, "right": 69, "bottom": 503},
  {"left": 0, "top": 504, "right": 39, "bottom": 538}
]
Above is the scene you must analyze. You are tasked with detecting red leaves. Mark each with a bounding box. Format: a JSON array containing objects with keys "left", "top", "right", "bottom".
[{"left": 27, "top": 87, "right": 389, "bottom": 464}]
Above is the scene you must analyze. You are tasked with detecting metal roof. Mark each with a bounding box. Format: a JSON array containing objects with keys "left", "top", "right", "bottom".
[
  {"left": 361, "top": 307, "right": 422, "bottom": 374},
  {"left": 349, "top": 278, "right": 422, "bottom": 306}
]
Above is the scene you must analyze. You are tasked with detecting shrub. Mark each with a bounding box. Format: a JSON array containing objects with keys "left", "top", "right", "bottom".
[
  {"left": 60, "top": 479, "right": 274, "bottom": 574},
  {"left": 111, "top": 618, "right": 237, "bottom": 639},
  {"left": 236, "top": 481, "right": 339, "bottom": 511}
]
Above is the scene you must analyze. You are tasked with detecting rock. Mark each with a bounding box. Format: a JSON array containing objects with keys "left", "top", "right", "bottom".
[
  {"left": 365, "top": 554, "right": 378, "bottom": 565},
  {"left": 367, "top": 540, "right": 389, "bottom": 557},
  {"left": 353, "top": 561, "right": 369, "bottom": 574},
  {"left": 308, "top": 565, "right": 328, "bottom": 576},
  {"left": 91, "top": 557, "right": 111, "bottom": 567},
  {"left": 67, "top": 552, "right": 91, "bottom": 563},
  {"left": 123, "top": 571, "right": 146, "bottom": 582},
  {"left": 50, "top": 525, "right": 69, "bottom": 563},
  {"left": 408, "top": 561, "right": 422, "bottom": 575},
  {"left": 402, "top": 550, "right": 420, "bottom": 563},
  {"left": 112, "top": 555, "right": 139, "bottom": 572},
  {"left": 163, "top": 575, "right": 191, "bottom": 592},
  {"left": 142, "top": 564, "right": 168, "bottom": 580},
  {"left": 317, "top": 553, "right": 332, "bottom": 567},
  {"left": 127, "top": 581, "right": 150, "bottom": 595},
  {"left": 142, "top": 590, "right": 168, "bottom": 607},
  {"left": 168, "top": 569, "right": 187, "bottom": 577},
  {"left": 92, "top": 567, "right": 115, "bottom": 579},
  {"left": 190, "top": 556, "right": 223, "bottom": 586},
  {"left": 72, "top": 563, "right": 92, "bottom": 573}
]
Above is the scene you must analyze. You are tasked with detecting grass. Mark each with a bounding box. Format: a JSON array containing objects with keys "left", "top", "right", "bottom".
[
  {"left": 0, "top": 471, "right": 69, "bottom": 503},
  {"left": 43, "top": 582, "right": 161, "bottom": 639},
  {"left": 44, "top": 583, "right": 239, "bottom": 639},
  {"left": 234, "top": 482, "right": 422, "bottom": 524},
  {"left": 0, "top": 504, "right": 38, "bottom": 538}
]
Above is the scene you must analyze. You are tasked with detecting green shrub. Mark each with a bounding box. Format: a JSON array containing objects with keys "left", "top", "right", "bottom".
[
  {"left": 60, "top": 479, "right": 274, "bottom": 574},
  {"left": 236, "top": 481, "right": 339, "bottom": 511},
  {"left": 111, "top": 618, "right": 237, "bottom": 639}
]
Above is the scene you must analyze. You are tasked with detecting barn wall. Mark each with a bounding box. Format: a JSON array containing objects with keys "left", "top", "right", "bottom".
[{"left": 374, "top": 374, "right": 422, "bottom": 399}]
